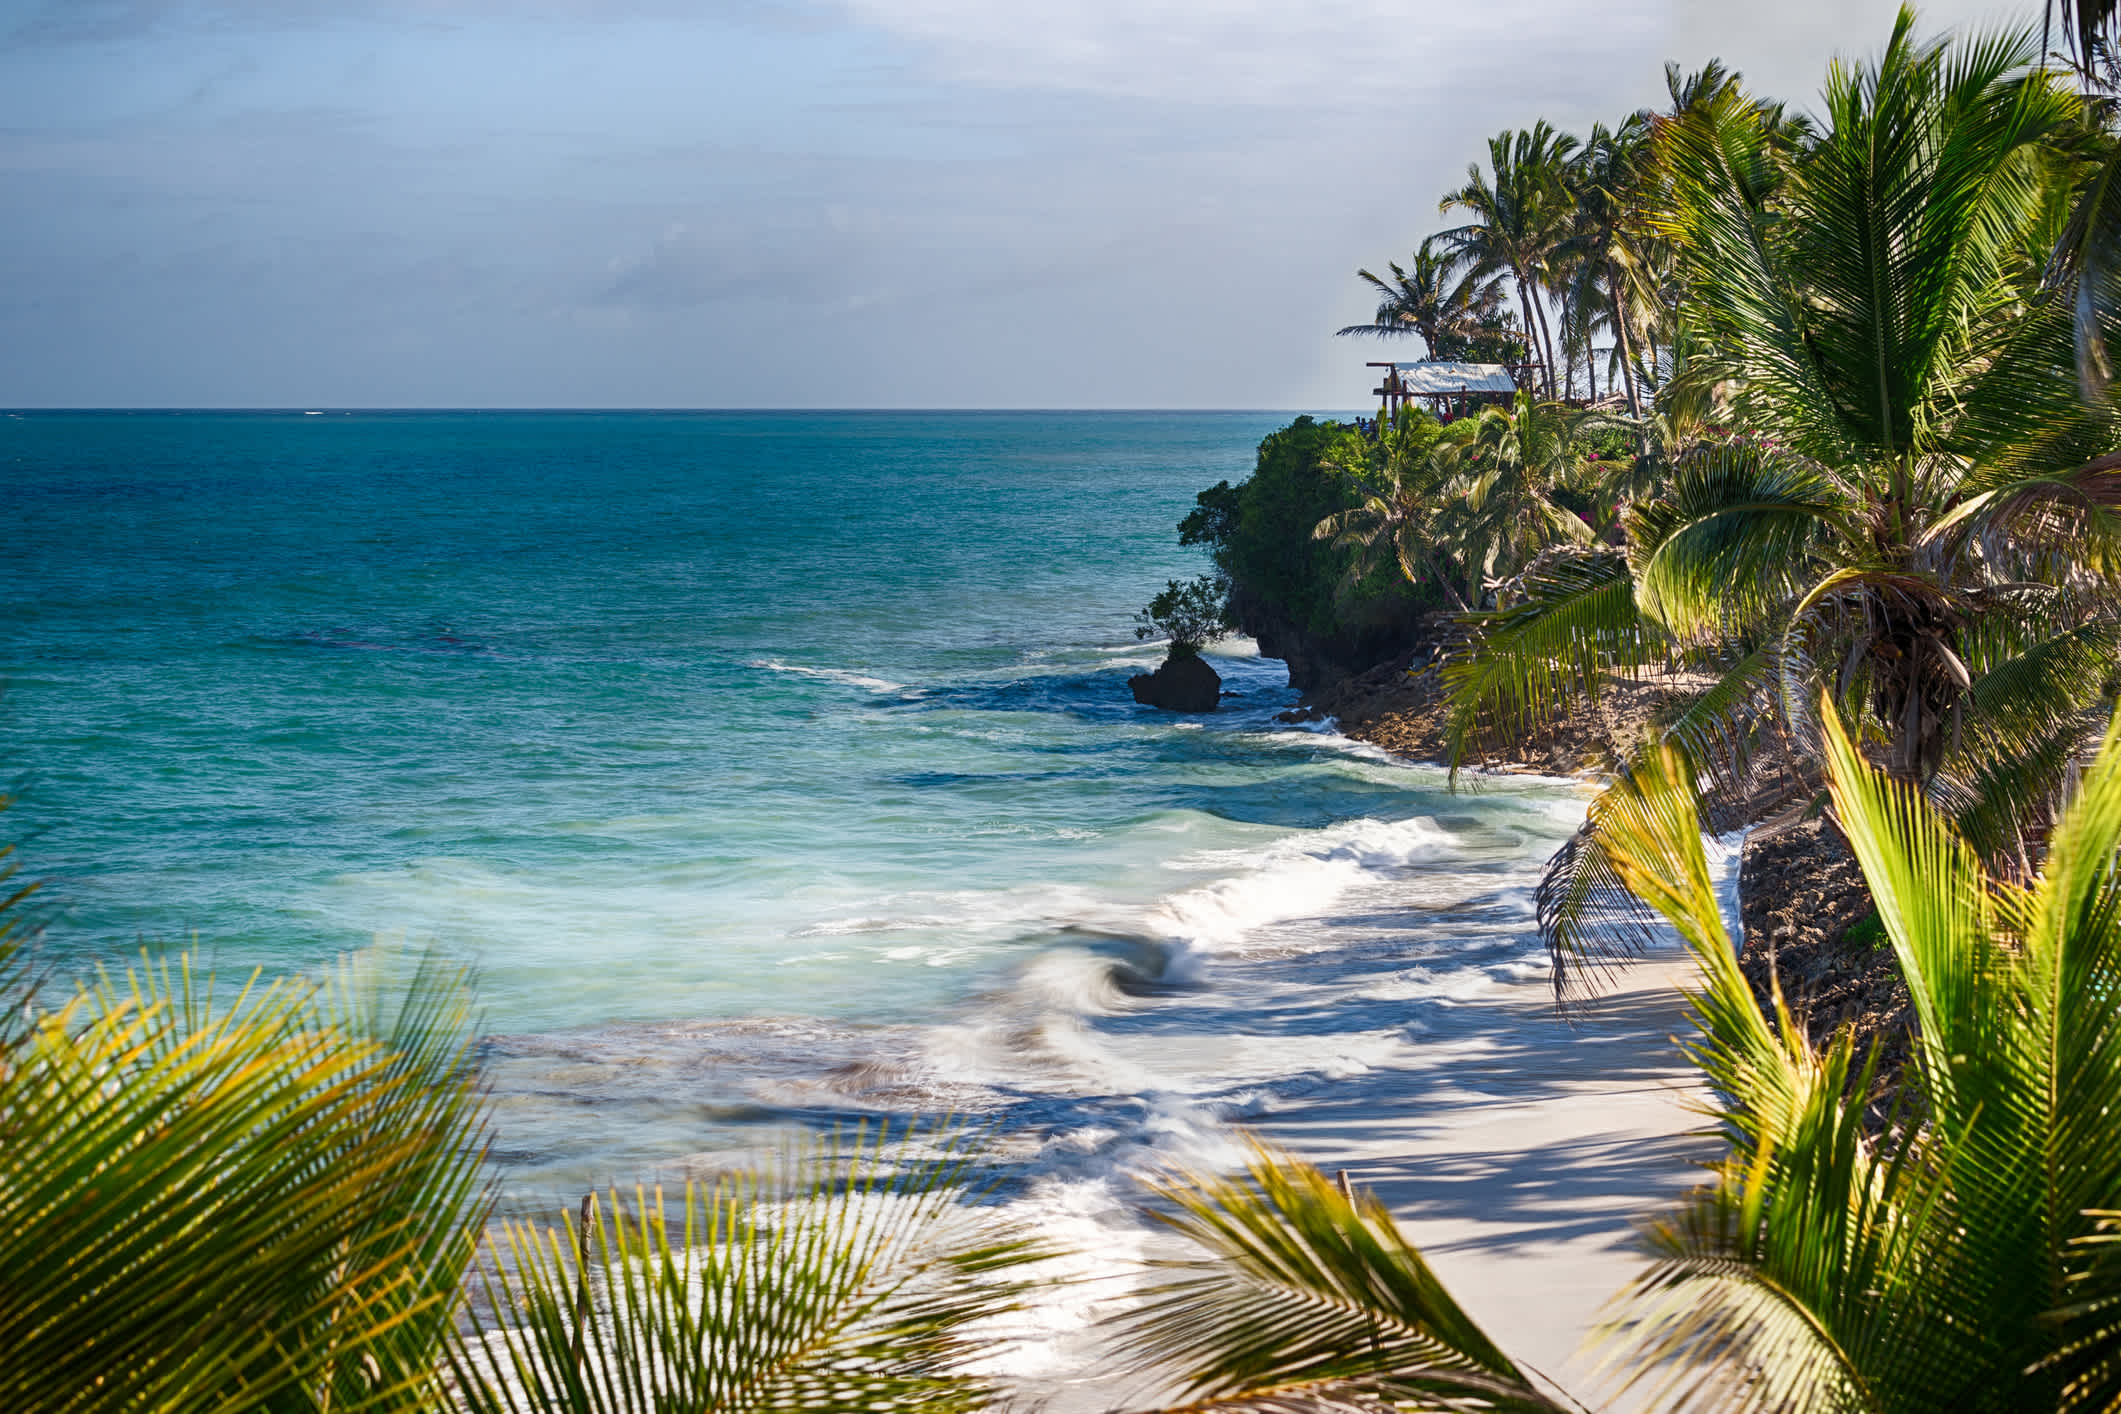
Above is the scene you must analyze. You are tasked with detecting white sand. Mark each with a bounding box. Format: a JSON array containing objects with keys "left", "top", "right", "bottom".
[{"left": 1260, "top": 948, "right": 1716, "bottom": 1403}]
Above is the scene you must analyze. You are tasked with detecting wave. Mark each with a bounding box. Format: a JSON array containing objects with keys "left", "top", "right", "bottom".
[
  {"left": 477, "top": 795, "right": 1608, "bottom": 1405},
  {"left": 744, "top": 657, "right": 907, "bottom": 693},
  {"left": 1145, "top": 815, "right": 1461, "bottom": 962}
]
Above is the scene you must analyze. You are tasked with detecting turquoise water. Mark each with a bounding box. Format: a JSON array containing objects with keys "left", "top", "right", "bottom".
[{"left": 1, "top": 410, "right": 1584, "bottom": 1195}]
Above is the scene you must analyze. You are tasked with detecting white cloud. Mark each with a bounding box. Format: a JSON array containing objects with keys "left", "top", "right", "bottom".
[{"left": 837, "top": 0, "right": 1667, "bottom": 108}]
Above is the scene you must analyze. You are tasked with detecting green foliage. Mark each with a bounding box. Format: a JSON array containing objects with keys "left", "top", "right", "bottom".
[
  {"left": 450, "top": 1128, "right": 1042, "bottom": 1414},
  {"left": 0, "top": 868, "right": 492, "bottom": 1414},
  {"left": 1313, "top": 407, "right": 1467, "bottom": 611},
  {"left": 1843, "top": 909, "right": 1888, "bottom": 950},
  {"left": 1135, "top": 575, "right": 1236, "bottom": 659},
  {"left": 1180, "top": 415, "right": 1418, "bottom": 638}
]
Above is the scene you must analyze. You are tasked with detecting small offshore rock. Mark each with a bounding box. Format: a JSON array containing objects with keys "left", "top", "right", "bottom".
[{"left": 1130, "top": 653, "right": 1221, "bottom": 713}]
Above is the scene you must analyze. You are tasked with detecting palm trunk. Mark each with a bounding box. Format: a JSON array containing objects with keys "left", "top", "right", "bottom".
[
  {"left": 1512, "top": 274, "right": 1540, "bottom": 392},
  {"left": 1606, "top": 260, "right": 1642, "bottom": 417},
  {"left": 1514, "top": 270, "right": 1559, "bottom": 400},
  {"left": 1418, "top": 545, "right": 1471, "bottom": 612},
  {"left": 1532, "top": 283, "right": 1562, "bottom": 400},
  {"left": 1522, "top": 274, "right": 1556, "bottom": 398}
]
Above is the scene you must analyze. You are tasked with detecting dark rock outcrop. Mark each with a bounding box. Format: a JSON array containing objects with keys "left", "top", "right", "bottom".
[
  {"left": 1130, "top": 653, "right": 1221, "bottom": 713},
  {"left": 1297, "top": 654, "right": 1706, "bottom": 777},
  {"left": 1229, "top": 583, "right": 1434, "bottom": 694}
]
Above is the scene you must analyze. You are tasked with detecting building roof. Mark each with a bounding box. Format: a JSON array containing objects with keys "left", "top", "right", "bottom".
[{"left": 1388, "top": 361, "right": 1518, "bottom": 395}]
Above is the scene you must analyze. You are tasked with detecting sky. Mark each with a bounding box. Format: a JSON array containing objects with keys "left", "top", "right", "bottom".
[{"left": 0, "top": 0, "right": 2032, "bottom": 407}]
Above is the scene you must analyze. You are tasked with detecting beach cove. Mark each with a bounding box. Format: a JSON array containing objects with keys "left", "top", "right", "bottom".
[{"left": 4, "top": 408, "right": 1722, "bottom": 1400}]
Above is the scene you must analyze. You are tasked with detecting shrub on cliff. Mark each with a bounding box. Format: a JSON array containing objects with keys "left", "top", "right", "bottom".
[
  {"left": 1181, "top": 416, "right": 1385, "bottom": 641},
  {"left": 1181, "top": 416, "right": 1446, "bottom": 690}
]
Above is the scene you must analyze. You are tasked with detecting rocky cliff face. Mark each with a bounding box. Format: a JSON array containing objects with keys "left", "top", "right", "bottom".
[
  {"left": 1738, "top": 818, "right": 1902, "bottom": 1130},
  {"left": 1229, "top": 583, "right": 1434, "bottom": 694}
]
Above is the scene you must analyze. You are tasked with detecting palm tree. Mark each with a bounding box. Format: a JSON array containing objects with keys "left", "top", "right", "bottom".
[
  {"left": 1444, "top": 15, "right": 2119, "bottom": 983},
  {"left": 1439, "top": 123, "right": 1580, "bottom": 398},
  {"left": 1337, "top": 235, "right": 1510, "bottom": 360},
  {"left": 1123, "top": 705, "right": 2121, "bottom": 1412},
  {"left": 1560, "top": 117, "right": 1656, "bottom": 415},
  {"left": 1440, "top": 393, "right": 1613, "bottom": 591},
  {"left": 1313, "top": 411, "right": 1471, "bottom": 612},
  {"left": 1317, "top": 395, "right": 1617, "bottom": 614},
  {"left": 1643, "top": 13, "right": 2111, "bottom": 787}
]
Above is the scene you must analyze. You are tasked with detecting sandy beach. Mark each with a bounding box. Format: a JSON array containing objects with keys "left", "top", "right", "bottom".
[{"left": 1262, "top": 948, "right": 1715, "bottom": 1400}]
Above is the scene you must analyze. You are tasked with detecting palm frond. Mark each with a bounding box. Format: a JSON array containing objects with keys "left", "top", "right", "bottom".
[
  {"left": 1118, "top": 1141, "right": 1569, "bottom": 1413},
  {"left": 1535, "top": 810, "right": 1662, "bottom": 1005},
  {"left": 1818, "top": 695, "right": 2001, "bottom": 1122},
  {"left": 1931, "top": 619, "right": 2121, "bottom": 864},
  {"left": 1657, "top": 644, "right": 1787, "bottom": 797},
  {"left": 1441, "top": 548, "right": 1659, "bottom": 770},
  {"left": 0, "top": 950, "right": 490, "bottom": 1414},
  {"left": 1593, "top": 726, "right": 1961, "bottom": 1413},
  {"left": 2018, "top": 708, "right": 2121, "bottom": 1407},
  {"left": 2048, "top": 126, "right": 2121, "bottom": 400},
  {"left": 1929, "top": 449, "right": 2121, "bottom": 579},
  {"left": 1600, "top": 1026, "right": 1926, "bottom": 1414},
  {"left": 1533, "top": 649, "right": 1789, "bottom": 1003},
  {"left": 450, "top": 1124, "right": 1044, "bottom": 1414},
  {"left": 1626, "top": 442, "right": 1850, "bottom": 644}
]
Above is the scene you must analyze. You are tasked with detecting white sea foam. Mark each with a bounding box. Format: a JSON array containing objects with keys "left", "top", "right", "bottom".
[
  {"left": 796, "top": 882, "right": 1116, "bottom": 941},
  {"left": 474, "top": 778, "right": 1596, "bottom": 1409},
  {"left": 1710, "top": 825, "right": 1749, "bottom": 949},
  {"left": 743, "top": 657, "right": 905, "bottom": 693},
  {"left": 1283, "top": 720, "right": 1412, "bottom": 766},
  {"left": 1144, "top": 814, "right": 1458, "bottom": 961}
]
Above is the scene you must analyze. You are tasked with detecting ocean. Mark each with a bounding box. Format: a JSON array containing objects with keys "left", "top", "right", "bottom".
[{"left": 0, "top": 409, "right": 1588, "bottom": 1223}]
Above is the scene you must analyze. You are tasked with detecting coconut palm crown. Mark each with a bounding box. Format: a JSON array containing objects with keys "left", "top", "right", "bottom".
[
  {"left": 1337, "top": 235, "right": 1518, "bottom": 363},
  {"left": 1440, "top": 11, "right": 2121, "bottom": 986}
]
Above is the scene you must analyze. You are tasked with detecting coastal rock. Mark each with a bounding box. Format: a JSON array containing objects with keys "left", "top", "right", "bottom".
[
  {"left": 1230, "top": 583, "right": 1439, "bottom": 693},
  {"left": 1737, "top": 817, "right": 1904, "bottom": 1131},
  {"left": 1305, "top": 656, "right": 1696, "bottom": 775},
  {"left": 1130, "top": 653, "right": 1221, "bottom": 713}
]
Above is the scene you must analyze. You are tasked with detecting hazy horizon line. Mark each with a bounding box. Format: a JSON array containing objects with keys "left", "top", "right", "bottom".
[{"left": 2, "top": 406, "right": 1369, "bottom": 415}]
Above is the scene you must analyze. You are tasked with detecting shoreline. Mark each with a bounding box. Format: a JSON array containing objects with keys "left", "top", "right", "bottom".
[
  {"left": 1259, "top": 948, "right": 1713, "bottom": 1394},
  {"left": 1252, "top": 683, "right": 1736, "bottom": 1389},
  {"left": 1288, "top": 657, "right": 1901, "bottom": 1128}
]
